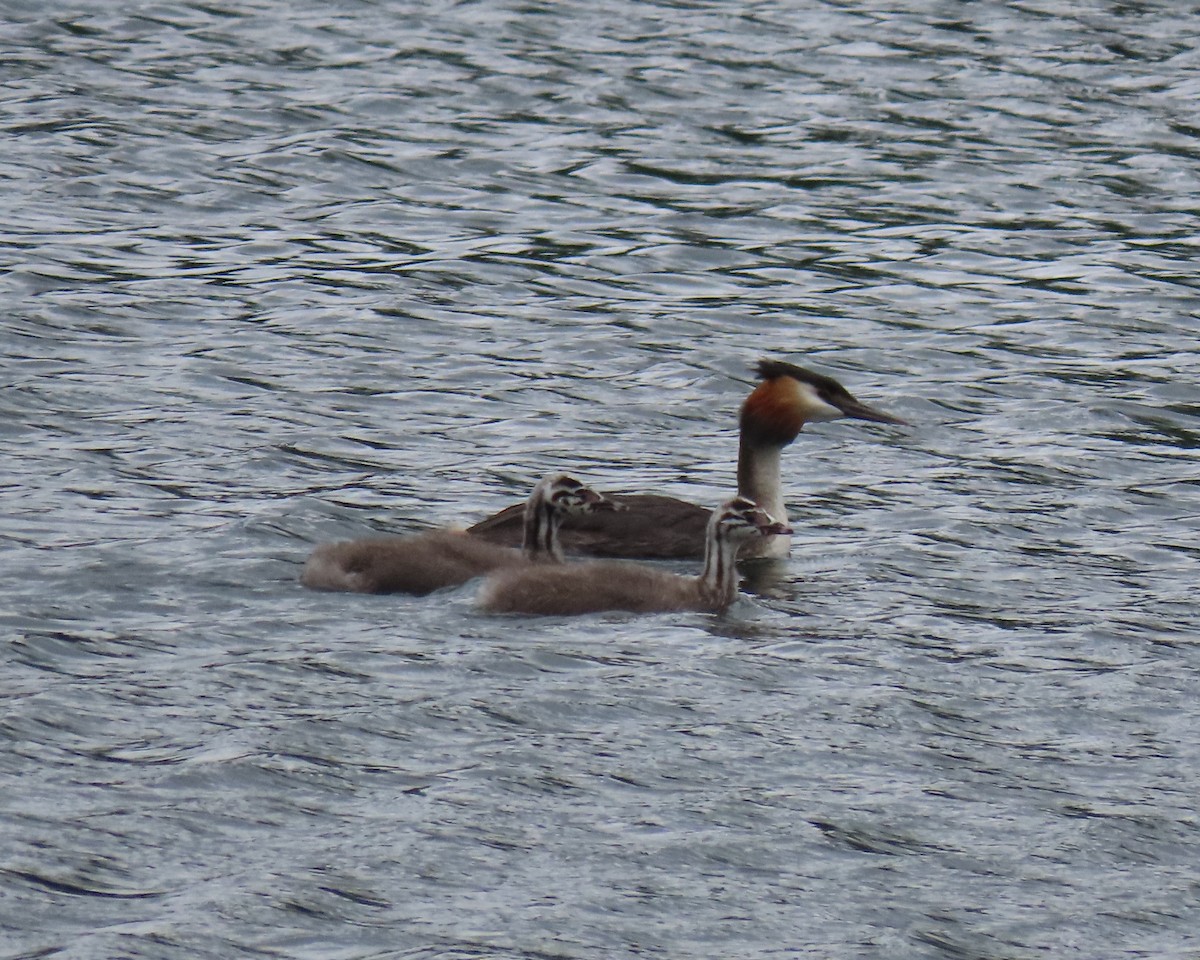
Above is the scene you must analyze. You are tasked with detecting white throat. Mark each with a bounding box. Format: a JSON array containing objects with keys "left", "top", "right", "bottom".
[
  {"left": 699, "top": 527, "right": 745, "bottom": 609},
  {"left": 736, "top": 444, "right": 790, "bottom": 559},
  {"left": 522, "top": 492, "right": 563, "bottom": 562}
]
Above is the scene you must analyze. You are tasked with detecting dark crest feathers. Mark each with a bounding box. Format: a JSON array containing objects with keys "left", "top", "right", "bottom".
[{"left": 754, "top": 359, "right": 850, "bottom": 403}]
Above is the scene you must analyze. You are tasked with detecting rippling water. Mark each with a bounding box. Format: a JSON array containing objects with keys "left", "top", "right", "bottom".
[{"left": 3, "top": 1, "right": 1199, "bottom": 957}]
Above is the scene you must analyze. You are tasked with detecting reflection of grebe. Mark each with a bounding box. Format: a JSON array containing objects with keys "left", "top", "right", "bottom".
[
  {"left": 301, "top": 475, "right": 612, "bottom": 595},
  {"left": 467, "top": 360, "right": 905, "bottom": 561},
  {"left": 479, "top": 497, "right": 791, "bottom": 615}
]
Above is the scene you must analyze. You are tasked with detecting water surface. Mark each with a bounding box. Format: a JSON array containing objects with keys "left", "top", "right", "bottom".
[{"left": 2, "top": 2, "right": 1199, "bottom": 958}]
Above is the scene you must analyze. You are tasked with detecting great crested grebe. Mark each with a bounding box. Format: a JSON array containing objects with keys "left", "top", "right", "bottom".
[
  {"left": 466, "top": 359, "right": 906, "bottom": 561},
  {"left": 478, "top": 496, "right": 791, "bottom": 616},
  {"left": 301, "top": 474, "right": 613, "bottom": 595}
]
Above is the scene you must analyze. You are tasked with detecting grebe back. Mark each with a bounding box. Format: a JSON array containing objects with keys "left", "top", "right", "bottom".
[
  {"left": 301, "top": 474, "right": 613, "bottom": 595},
  {"left": 478, "top": 496, "right": 791, "bottom": 616}
]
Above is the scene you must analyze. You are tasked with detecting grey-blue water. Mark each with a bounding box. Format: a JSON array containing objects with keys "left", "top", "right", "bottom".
[{"left": 3, "top": 2, "right": 1198, "bottom": 957}]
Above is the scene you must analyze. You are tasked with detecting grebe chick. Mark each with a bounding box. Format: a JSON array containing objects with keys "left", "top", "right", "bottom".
[
  {"left": 478, "top": 496, "right": 791, "bottom": 616},
  {"left": 301, "top": 474, "right": 613, "bottom": 595},
  {"left": 466, "top": 359, "right": 905, "bottom": 561}
]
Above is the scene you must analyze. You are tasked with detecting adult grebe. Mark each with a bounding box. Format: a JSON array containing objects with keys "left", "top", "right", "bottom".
[
  {"left": 301, "top": 474, "right": 613, "bottom": 595},
  {"left": 466, "top": 359, "right": 905, "bottom": 560},
  {"left": 478, "top": 496, "right": 791, "bottom": 615}
]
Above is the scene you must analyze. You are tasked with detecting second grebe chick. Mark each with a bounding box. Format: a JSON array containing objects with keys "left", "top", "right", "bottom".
[
  {"left": 465, "top": 359, "right": 905, "bottom": 561},
  {"left": 301, "top": 474, "right": 613, "bottom": 595},
  {"left": 477, "top": 497, "right": 791, "bottom": 616}
]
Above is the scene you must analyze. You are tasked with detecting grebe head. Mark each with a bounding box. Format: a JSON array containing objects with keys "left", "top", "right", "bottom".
[
  {"left": 535, "top": 474, "right": 617, "bottom": 516},
  {"left": 710, "top": 496, "right": 793, "bottom": 543},
  {"left": 522, "top": 474, "right": 617, "bottom": 561},
  {"left": 740, "top": 359, "right": 908, "bottom": 446}
]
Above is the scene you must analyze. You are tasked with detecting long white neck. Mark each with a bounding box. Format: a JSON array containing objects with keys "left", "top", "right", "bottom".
[
  {"left": 737, "top": 442, "right": 790, "bottom": 558},
  {"left": 697, "top": 526, "right": 745, "bottom": 610},
  {"left": 522, "top": 491, "right": 563, "bottom": 562}
]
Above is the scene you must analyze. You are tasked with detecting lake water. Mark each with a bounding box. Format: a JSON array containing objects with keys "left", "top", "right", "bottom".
[{"left": 2, "top": 1, "right": 1199, "bottom": 957}]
